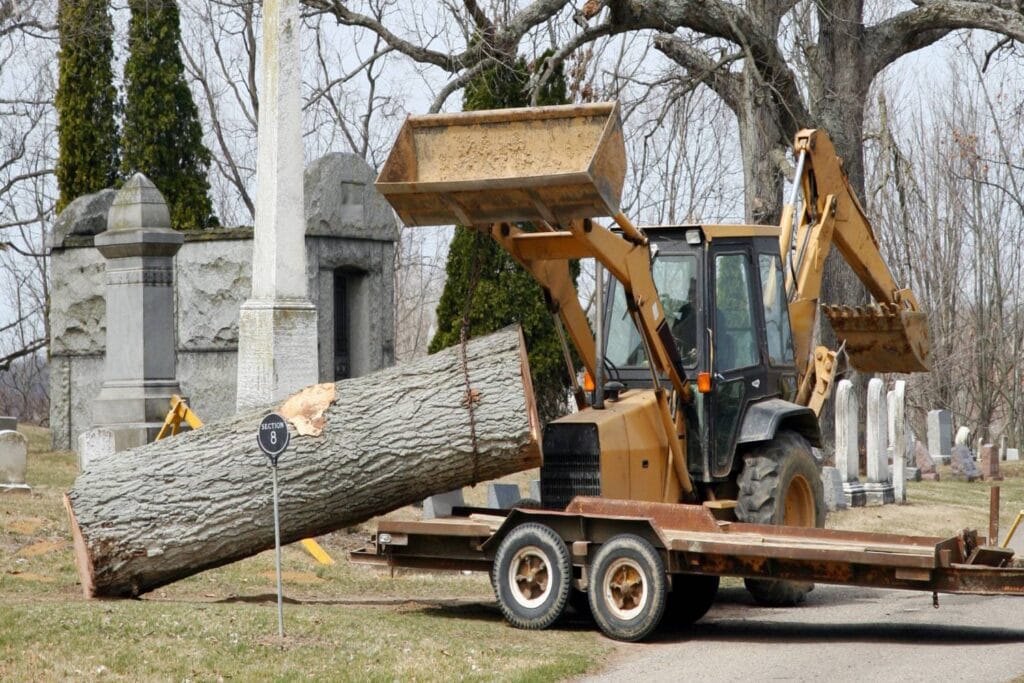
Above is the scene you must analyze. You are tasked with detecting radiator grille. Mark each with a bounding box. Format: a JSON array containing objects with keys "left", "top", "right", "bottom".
[{"left": 540, "top": 423, "right": 600, "bottom": 510}]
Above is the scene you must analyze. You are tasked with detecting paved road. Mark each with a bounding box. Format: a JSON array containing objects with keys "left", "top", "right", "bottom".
[{"left": 583, "top": 585, "right": 1024, "bottom": 683}]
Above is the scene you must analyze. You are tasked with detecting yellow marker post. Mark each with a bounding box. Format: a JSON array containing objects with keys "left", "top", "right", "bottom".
[{"left": 300, "top": 538, "right": 335, "bottom": 565}]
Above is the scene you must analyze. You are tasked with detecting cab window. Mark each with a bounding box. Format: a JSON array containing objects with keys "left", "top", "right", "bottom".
[
  {"left": 758, "top": 253, "right": 795, "bottom": 365},
  {"left": 606, "top": 254, "right": 698, "bottom": 368},
  {"left": 714, "top": 253, "right": 758, "bottom": 371}
]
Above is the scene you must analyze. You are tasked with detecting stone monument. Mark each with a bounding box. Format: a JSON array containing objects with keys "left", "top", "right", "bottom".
[
  {"left": 78, "top": 427, "right": 115, "bottom": 471},
  {"left": 235, "top": 0, "right": 319, "bottom": 410},
  {"left": 835, "top": 379, "right": 866, "bottom": 507},
  {"left": 927, "top": 409, "right": 952, "bottom": 465},
  {"left": 92, "top": 175, "right": 184, "bottom": 450},
  {"left": 864, "top": 378, "right": 894, "bottom": 505},
  {"left": 980, "top": 443, "right": 1002, "bottom": 481}
]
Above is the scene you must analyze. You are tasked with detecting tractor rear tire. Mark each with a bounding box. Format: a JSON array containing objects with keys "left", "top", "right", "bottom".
[
  {"left": 736, "top": 430, "right": 826, "bottom": 607},
  {"left": 492, "top": 523, "right": 572, "bottom": 630}
]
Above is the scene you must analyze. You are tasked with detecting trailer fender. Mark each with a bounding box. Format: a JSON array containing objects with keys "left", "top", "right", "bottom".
[
  {"left": 736, "top": 398, "right": 822, "bottom": 448},
  {"left": 482, "top": 509, "right": 664, "bottom": 558}
]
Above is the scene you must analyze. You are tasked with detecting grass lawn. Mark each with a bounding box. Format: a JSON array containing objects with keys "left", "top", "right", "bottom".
[{"left": 3, "top": 425, "right": 1022, "bottom": 681}]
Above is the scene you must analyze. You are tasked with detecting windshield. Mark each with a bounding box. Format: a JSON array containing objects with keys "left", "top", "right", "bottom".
[{"left": 605, "top": 254, "right": 699, "bottom": 369}]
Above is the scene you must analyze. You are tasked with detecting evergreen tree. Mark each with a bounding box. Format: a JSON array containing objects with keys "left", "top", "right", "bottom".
[
  {"left": 430, "top": 55, "right": 573, "bottom": 423},
  {"left": 55, "top": 0, "right": 120, "bottom": 212},
  {"left": 121, "top": 0, "right": 216, "bottom": 229}
]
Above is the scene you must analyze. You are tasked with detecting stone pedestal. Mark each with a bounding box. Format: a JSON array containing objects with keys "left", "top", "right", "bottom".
[
  {"left": 0, "top": 430, "right": 30, "bottom": 494},
  {"left": 92, "top": 175, "right": 184, "bottom": 451},
  {"left": 821, "top": 467, "right": 848, "bottom": 512},
  {"left": 235, "top": 0, "right": 318, "bottom": 410}
]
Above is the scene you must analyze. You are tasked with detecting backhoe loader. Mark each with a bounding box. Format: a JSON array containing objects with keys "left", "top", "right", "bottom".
[{"left": 367, "top": 102, "right": 940, "bottom": 628}]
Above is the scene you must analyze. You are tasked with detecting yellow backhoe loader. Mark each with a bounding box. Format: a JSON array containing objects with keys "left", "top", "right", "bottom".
[{"left": 372, "top": 101, "right": 931, "bottom": 612}]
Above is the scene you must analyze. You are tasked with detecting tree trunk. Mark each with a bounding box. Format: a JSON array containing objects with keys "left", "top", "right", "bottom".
[{"left": 65, "top": 326, "right": 541, "bottom": 598}]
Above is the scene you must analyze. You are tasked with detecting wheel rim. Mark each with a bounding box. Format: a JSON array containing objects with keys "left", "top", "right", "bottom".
[
  {"left": 508, "top": 545, "right": 552, "bottom": 609},
  {"left": 783, "top": 473, "right": 815, "bottom": 527},
  {"left": 603, "top": 557, "right": 648, "bottom": 620}
]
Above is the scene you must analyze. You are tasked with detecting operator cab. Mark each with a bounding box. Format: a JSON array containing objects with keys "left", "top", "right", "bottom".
[{"left": 601, "top": 224, "right": 801, "bottom": 481}]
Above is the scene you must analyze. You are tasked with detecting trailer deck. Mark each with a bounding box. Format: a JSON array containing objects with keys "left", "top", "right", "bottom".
[{"left": 353, "top": 497, "right": 1024, "bottom": 596}]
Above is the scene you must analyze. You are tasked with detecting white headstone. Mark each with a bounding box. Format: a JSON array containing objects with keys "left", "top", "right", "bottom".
[
  {"left": 77, "top": 427, "right": 116, "bottom": 471},
  {"left": 891, "top": 381, "right": 907, "bottom": 504},
  {"left": 0, "top": 429, "right": 30, "bottom": 493},
  {"left": 835, "top": 379, "right": 859, "bottom": 483},
  {"left": 1007, "top": 448, "right": 1020, "bottom": 462},
  {"left": 955, "top": 426, "right": 971, "bottom": 447},
  {"left": 866, "top": 379, "right": 889, "bottom": 484}
]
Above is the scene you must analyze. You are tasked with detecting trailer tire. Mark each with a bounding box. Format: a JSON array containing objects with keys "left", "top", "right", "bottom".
[
  {"left": 736, "top": 430, "right": 826, "bottom": 607},
  {"left": 492, "top": 523, "right": 571, "bottom": 630},
  {"left": 664, "top": 573, "right": 719, "bottom": 627},
  {"left": 588, "top": 534, "right": 668, "bottom": 641}
]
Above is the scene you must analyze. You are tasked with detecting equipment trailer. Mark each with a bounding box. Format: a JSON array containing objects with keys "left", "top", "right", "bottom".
[{"left": 353, "top": 500, "right": 1024, "bottom": 641}]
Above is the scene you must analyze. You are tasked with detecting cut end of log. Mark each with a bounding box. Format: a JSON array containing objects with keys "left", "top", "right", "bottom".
[
  {"left": 516, "top": 325, "right": 541, "bottom": 448},
  {"left": 63, "top": 493, "right": 96, "bottom": 599},
  {"left": 279, "top": 383, "right": 336, "bottom": 437}
]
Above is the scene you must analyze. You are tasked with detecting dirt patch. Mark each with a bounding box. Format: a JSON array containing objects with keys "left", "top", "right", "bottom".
[
  {"left": 6, "top": 571, "right": 55, "bottom": 583},
  {"left": 16, "top": 539, "right": 68, "bottom": 557},
  {"left": 4, "top": 517, "right": 44, "bottom": 535},
  {"left": 259, "top": 570, "right": 324, "bottom": 585}
]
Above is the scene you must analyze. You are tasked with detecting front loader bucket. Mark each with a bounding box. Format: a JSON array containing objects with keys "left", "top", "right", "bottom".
[
  {"left": 376, "top": 102, "right": 626, "bottom": 226},
  {"left": 824, "top": 304, "right": 930, "bottom": 373}
]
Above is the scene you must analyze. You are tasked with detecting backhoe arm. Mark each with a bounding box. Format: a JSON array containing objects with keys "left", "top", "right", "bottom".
[{"left": 780, "top": 129, "right": 929, "bottom": 414}]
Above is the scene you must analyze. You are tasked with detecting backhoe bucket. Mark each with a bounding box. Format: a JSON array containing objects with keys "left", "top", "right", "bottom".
[
  {"left": 824, "top": 304, "right": 930, "bottom": 373},
  {"left": 375, "top": 102, "right": 626, "bottom": 226}
]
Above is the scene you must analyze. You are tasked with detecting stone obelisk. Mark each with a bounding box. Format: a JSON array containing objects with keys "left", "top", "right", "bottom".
[{"left": 235, "top": 0, "right": 318, "bottom": 411}]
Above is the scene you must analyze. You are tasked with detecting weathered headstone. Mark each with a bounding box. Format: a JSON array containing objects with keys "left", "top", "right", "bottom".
[
  {"left": 915, "top": 440, "right": 940, "bottom": 481},
  {"left": 529, "top": 479, "right": 541, "bottom": 502},
  {"left": 1000, "top": 435, "right": 1007, "bottom": 462},
  {"left": 927, "top": 409, "right": 952, "bottom": 465},
  {"left": 235, "top": 0, "right": 319, "bottom": 411},
  {"left": 821, "top": 466, "right": 848, "bottom": 512},
  {"left": 422, "top": 489, "right": 465, "bottom": 520},
  {"left": 864, "top": 378, "right": 894, "bottom": 506},
  {"left": 890, "top": 381, "right": 907, "bottom": 504},
  {"left": 955, "top": 425, "right": 972, "bottom": 447},
  {"left": 1008, "top": 448, "right": 1020, "bottom": 462},
  {"left": 92, "top": 175, "right": 184, "bottom": 450},
  {"left": 835, "top": 379, "right": 865, "bottom": 506},
  {"left": 77, "top": 427, "right": 115, "bottom": 471},
  {"left": 950, "top": 444, "right": 981, "bottom": 482},
  {"left": 980, "top": 443, "right": 1002, "bottom": 481},
  {"left": 487, "top": 483, "right": 522, "bottom": 510},
  {"left": 0, "top": 430, "right": 30, "bottom": 494},
  {"left": 0, "top": 416, "right": 16, "bottom": 432}
]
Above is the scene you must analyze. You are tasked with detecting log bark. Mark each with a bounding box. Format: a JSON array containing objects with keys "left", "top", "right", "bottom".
[{"left": 65, "top": 326, "right": 540, "bottom": 598}]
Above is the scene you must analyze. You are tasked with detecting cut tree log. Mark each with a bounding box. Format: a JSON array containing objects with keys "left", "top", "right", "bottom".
[{"left": 65, "top": 326, "right": 540, "bottom": 598}]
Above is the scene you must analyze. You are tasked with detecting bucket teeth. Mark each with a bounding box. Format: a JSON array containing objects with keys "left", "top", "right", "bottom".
[{"left": 822, "top": 303, "right": 929, "bottom": 373}]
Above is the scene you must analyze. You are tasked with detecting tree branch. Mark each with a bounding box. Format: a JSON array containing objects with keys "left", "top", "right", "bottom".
[
  {"left": 653, "top": 35, "right": 743, "bottom": 114},
  {"left": 866, "top": 1, "right": 1024, "bottom": 78}
]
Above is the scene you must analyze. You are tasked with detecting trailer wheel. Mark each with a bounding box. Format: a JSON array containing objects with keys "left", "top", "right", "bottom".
[
  {"left": 664, "top": 573, "right": 719, "bottom": 627},
  {"left": 736, "top": 430, "right": 826, "bottom": 606},
  {"left": 492, "top": 523, "right": 571, "bottom": 630},
  {"left": 588, "top": 534, "right": 668, "bottom": 641}
]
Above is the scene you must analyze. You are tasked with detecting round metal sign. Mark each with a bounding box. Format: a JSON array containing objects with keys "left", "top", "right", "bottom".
[{"left": 258, "top": 413, "right": 290, "bottom": 464}]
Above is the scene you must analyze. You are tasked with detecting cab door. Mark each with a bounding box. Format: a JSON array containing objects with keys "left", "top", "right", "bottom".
[{"left": 707, "top": 249, "right": 763, "bottom": 478}]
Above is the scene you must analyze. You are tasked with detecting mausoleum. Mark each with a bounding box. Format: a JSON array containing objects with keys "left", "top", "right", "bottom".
[{"left": 47, "top": 153, "right": 397, "bottom": 450}]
